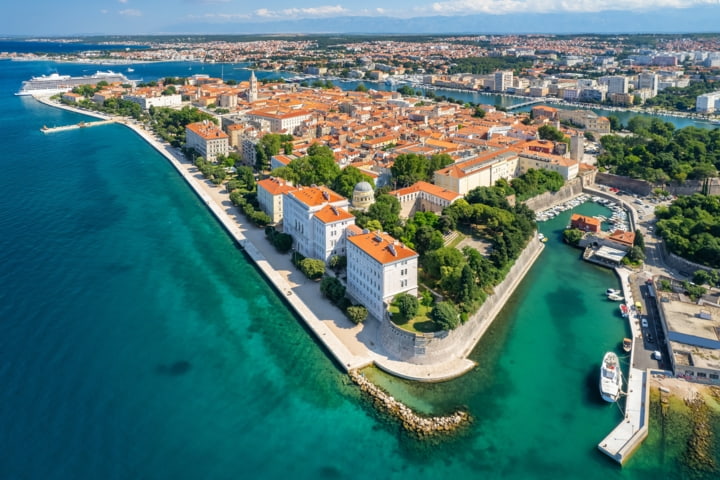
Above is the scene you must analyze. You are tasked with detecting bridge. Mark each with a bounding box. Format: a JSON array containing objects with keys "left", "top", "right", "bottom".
[
  {"left": 41, "top": 119, "right": 117, "bottom": 133},
  {"left": 505, "top": 98, "right": 561, "bottom": 111}
]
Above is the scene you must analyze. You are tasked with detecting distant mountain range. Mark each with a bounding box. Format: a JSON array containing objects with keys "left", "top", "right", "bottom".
[{"left": 167, "top": 8, "right": 720, "bottom": 35}]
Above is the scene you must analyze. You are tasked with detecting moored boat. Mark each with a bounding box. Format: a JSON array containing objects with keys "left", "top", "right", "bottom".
[
  {"left": 599, "top": 352, "right": 622, "bottom": 402},
  {"left": 619, "top": 304, "right": 629, "bottom": 317},
  {"left": 623, "top": 338, "right": 632, "bottom": 353},
  {"left": 606, "top": 288, "right": 621, "bottom": 295},
  {"left": 608, "top": 293, "right": 624, "bottom": 302}
]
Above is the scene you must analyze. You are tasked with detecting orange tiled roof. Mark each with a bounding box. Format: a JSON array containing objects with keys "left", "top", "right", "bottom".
[
  {"left": 389, "top": 181, "right": 462, "bottom": 203},
  {"left": 348, "top": 231, "right": 417, "bottom": 265},
  {"left": 313, "top": 204, "right": 355, "bottom": 224},
  {"left": 257, "top": 177, "right": 296, "bottom": 196},
  {"left": 186, "top": 121, "right": 228, "bottom": 140},
  {"left": 288, "top": 185, "right": 346, "bottom": 207},
  {"left": 609, "top": 229, "right": 636, "bottom": 246}
]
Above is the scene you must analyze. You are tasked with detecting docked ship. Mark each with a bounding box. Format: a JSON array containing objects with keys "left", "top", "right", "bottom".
[
  {"left": 16, "top": 71, "right": 132, "bottom": 96},
  {"left": 599, "top": 351, "right": 622, "bottom": 402}
]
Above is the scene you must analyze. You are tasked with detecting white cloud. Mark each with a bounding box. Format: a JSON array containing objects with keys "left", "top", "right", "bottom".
[
  {"left": 429, "top": 0, "right": 720, "bottom": 15},
  {"left": 100, "top": 9, "right": 108, "bottom": 14},
  {"left": 118, "top": 0, "right": 128, "bottom": 4},
  {"left": 254, "top": 5, "right": 349, "bottom": 18},
  {"left": 187, "top": 13, "right": 252, "bottom": 20},
  {"left": 119, "top": 9, "right": 142, "bottom": 16}
]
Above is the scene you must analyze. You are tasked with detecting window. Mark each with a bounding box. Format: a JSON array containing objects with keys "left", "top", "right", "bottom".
[
  {"left": 697, "top": 372, "right": 707, "bottom": 378},
  {"left": 710, "top": 374, "right": 719, "bottom": 380}
]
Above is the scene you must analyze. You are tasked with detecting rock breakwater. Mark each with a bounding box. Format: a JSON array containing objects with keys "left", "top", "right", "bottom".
[{"left": 349, "top": 369, "right": 471, "bottom": 438}]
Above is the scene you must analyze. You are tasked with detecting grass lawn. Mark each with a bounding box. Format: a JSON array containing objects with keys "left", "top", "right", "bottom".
[{"left": 389, "top": 304, "right": 437, "bottom": 334}]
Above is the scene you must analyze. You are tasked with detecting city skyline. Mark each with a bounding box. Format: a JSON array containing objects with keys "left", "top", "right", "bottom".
[{"left": 2, "top": 0, "right": 720, "bottom": 36}]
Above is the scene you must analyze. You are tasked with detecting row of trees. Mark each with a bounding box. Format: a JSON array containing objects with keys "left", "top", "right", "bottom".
[
  {"left": 656, "top": 193, "right": 720, "bottom": 268},
  {"left": 389, "top": 153, "right": 454, "bottom": 188},
  {"left": 598, "top": 120, "right": 720, "bottom": 184},
  {"left": 149, "top": 106, "right": 216, "bottom": 147}
]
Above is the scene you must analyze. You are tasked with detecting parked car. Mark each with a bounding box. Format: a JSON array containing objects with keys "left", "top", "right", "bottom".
[
  {"left": 641, "top": 317, "right": 649, "bottom": 328},
  {"left": 653, "top": 351, "right": 662, "bottom": 360}
]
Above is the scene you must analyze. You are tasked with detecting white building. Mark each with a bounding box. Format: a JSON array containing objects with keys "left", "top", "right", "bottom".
[
  {"left": 433, "top": 148, "right": 520, "bottom": 195},
  {"left": 122, "top": 93, "right": 182, "bottom": 110},
  {"left": 246, "top": 108, "right": 313, "bottom": 134},
  {"left": 494, "top": 71, "right": 513, "bottom": 92},
  {"left": 696, "top": 91, "right": 720, "bottom": 113},
  {"left": 282, "top": 185, "right": 352, "bottom": 262},
  {"left": 185, "top": 121, "right": 229, "bottom": 162},
  {"left": 388, "top": 181, "right": 462, "bottom": 219},
  {"left": 637, "top": 72, "right": 659, "bottom": 97},
  {"left": 346, "top": 230, "right": 418, "bottom": 321},
  {"left": 604, "top": 76, "right": 629, "bottom": 95},
  {"left": 257, "top": 177, "right": 297, "bottom": 224}
]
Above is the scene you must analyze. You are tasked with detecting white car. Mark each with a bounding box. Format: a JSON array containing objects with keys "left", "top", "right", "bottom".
[
  {"left": 653, "top": 351, "right": 662, "bottom": 360},
  {"left": 641, "top": 318, "right": 649, "bottom": 328}
]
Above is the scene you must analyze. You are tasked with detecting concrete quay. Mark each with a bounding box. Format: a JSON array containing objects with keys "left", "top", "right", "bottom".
[
  {"left": 41, "top": 119, "right": 116, "bottom": 133},
  {"left": 597, "top": 267, "right": 651, "bottom": 465}
]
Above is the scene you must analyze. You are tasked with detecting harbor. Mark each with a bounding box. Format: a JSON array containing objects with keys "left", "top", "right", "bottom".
[{"left": 41, "top": 119, "right": 117, "bottom": 133}]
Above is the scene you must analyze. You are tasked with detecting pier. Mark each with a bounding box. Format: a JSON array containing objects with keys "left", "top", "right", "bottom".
[
  {"left": 597, "top": 268, "right": 651, "bottom": 465},
  {"left": 41, "top": 119, "right": 116, "bottom": 133}
]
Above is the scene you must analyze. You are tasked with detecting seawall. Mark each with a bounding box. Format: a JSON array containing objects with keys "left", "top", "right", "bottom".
[{"left": 379, "top": 237, "right": 544, "bottom": 364}]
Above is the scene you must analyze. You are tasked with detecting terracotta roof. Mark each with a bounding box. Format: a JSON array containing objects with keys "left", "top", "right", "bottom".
[
  {"left": 186, "top": 121, "right": 228, "bottom": 140},
  {"left": 313, "top": 204, "right": 355, "bottom": 224},
  {"left": 609, "top": 229, "right": 636, "bottom": 246},
  {"left": 570, "top": 214, "right": 601, "bottom": 228},
  {"left": 257, "top": 177, "right": 296, "bottom": 196},
  {"left": 348, "top": 231, "right": 417, "bottom": 265},
  {"left": 389, "top": 181, "right": 462, "bottom": 203},
  {"left": 288, "top": 185, "right": 346, "bottom": 207}
]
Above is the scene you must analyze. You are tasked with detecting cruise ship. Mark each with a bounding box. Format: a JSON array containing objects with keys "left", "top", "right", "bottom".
[
  {"left": 599, "top": 351, "right": 622, "bottom": 402},
  {"left": 16, "top": 71, "right": 132, "bottom": 96}
]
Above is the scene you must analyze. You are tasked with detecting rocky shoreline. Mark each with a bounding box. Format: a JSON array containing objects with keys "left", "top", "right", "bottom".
[{"left": 349, "top": 370, "right": 471, "bottom": 438}]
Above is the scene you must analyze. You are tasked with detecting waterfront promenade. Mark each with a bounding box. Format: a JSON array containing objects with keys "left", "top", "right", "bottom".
[{"left": 33, "top": 96, "right": 490, "bottom": 381}]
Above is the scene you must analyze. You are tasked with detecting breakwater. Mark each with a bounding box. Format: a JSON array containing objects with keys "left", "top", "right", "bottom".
[{"left": 349, "top": 370, "right": 471, "bottom": 437}]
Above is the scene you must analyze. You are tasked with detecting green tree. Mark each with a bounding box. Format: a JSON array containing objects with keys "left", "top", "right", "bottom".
[
  {"left": 299, "top": 258, "right": 326, "bottom": 279},
  {"left": 355, "top": 83, "right": 368, "bottom": 92},
  {"left": 563, "top": 229, "right": 584, "bottom": 246},
  {"left": 627, "top": 246, "right": 646, "bottom": 263},
  {"left": 393, "top": 293, "right": 419, "bottom": 320},
  {"left": 430, "top": 301, "right": 460, "bottom": 330},
  {"left": 538, "top": 124, "right": 568, "bottom": 143},
  {"left": 331, "top": 166, "right": 374, "bottom": 198},
  {"left": 346, "top": 305, "right": 368, "bottom": 324},
  {"left": 320, "top": 276, "right": 346, "bottom": 304}
]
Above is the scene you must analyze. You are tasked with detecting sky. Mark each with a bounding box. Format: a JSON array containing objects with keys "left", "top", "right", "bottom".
[{"left": 2, "top": 0, "right": 720, "bottom": 35}]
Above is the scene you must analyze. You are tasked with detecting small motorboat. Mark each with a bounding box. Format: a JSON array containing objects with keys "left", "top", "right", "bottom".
[
  {"left": 623, "top": 338, "right": 632, "bottom": 353},
  {"left": 606, "top": 288, "right": 621, "bottom": 295},
  {"left": 608, "top": 293, "right": 624, "bottom": 301}
]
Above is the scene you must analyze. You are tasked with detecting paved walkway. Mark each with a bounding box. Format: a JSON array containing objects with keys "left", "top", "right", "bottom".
[{"left": 597, "top": 267, "right": 650, "bottom": 464}]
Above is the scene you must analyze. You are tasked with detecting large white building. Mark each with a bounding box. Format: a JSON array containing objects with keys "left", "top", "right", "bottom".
[
  {"left": 282, "top": 185, "right": 353, "bottom": 262},
  {"left": 246, "top": 108, "right": 313, "bottom": 134},
  {"left": 185, "top": 121, "right": 229, "bottom": 162},
  {"left": 257, "top": 177, "right": 297, "bottom": 224},
  {"left": 346, "top": 230, "right": 418, "bottom": 321},
  {"left": 696, "top": 91, "right": 720, "bottom": 113},
  {"left": 494, "top": 71, "right": 513, "bottom": 92},
  {"left": 122, "top": 92, "right": 182, "bottom": 110},
  {"left": 433, "top": 148, "right": 520, "bottom": 195},
  {"left": 604, "top": 76, "right": 629, "bottom": 95},
  {"left": 388, "top": 180, "right": 462, "bottom": 219}
]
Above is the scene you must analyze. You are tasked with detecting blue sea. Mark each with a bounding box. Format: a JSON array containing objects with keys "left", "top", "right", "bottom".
[{"left": 0, "top": 57, "right": 717, "bottom": 479}]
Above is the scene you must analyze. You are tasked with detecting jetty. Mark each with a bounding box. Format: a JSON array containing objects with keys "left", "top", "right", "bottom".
[
  {"left": 41, "top": 119, "right": 116, "bottom": 133},
  {"left": 597, "top": 268, "right": 651, "bottom": 465}
]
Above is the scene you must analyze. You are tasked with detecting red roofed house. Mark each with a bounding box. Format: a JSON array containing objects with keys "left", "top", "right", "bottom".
[
  {"left": 282, "top": 185, "right": 354, "bottom": 262},
  {"left": 607, "top": 230, "right": 636, "bottom": 249},
  {"left": 389, "top": 180, "right": 463, "bottom": 219},
  {"left": 570, "top": 213, "right": 601, "bottom": 233},
  {"left": 257, "top": 177, "right": 297, "bottom": 224},
  {"left": 346, "top": 230, "right": 418, "bottom": 321},
  {"left": 185, "top": 120, "right": 229, "bottom": 162}
]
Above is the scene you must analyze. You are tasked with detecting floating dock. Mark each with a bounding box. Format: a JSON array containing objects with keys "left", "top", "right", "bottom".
[{"left": 41, "top": 119, "right": 116, "bottom": 133}]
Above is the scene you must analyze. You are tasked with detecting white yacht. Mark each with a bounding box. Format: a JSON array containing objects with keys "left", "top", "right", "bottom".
[{"left": 599, "top": 352, "right": 622, "bottom": 402}]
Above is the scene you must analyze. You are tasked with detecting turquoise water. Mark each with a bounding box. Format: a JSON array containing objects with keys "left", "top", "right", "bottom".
[{"left": 1, "top": 59, "right": 717, "bottom": 479}]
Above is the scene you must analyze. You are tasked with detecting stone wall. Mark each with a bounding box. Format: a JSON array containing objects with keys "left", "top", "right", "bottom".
[
  {"left": 596, "top": 173, "right": 720, "bottom": 197},
  {"left": 658, "top": 240, "right": 715, "bottom": 276},
  {"left": 524, "top": 176, "right": 585, "bottom": 212},
  {"left": 379, "top": 238, "right": 544, "bottom": 364},
  {"left": 595, "top": 173, "right": 653, "bottom": 196}
]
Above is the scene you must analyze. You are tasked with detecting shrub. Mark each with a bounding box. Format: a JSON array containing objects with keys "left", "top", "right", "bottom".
[
  {"left": 320, "top": 276, "right": 346, "bottom": 304},
  {"left": 299, "top": 258, "right": 325, "bottom": 280},
  {"left": 346, "top": 305, "right": 368, "bottom": 324}
]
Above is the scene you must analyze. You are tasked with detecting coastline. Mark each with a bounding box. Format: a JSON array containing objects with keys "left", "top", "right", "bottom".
[{"left": 33, "top": 96, "right": 541, "bottom": 383}]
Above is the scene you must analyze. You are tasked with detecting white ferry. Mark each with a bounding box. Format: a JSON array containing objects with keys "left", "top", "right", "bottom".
[
  {"left": 16, "top": 71, "right": 132, "bottom": 96},
  {"left": 599, "top": 351, "right": 622, "bottom": 402}
]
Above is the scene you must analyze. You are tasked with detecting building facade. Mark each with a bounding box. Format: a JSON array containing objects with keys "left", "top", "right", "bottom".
[
  {"left": 346, "top": 231, "right": 418, "bottom": 321},
  {"left": 185, "top": 121, "right": 229, "bottom": 162}
]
